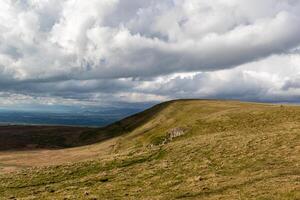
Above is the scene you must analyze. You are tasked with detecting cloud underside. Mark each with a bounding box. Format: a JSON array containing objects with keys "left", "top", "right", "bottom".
[{"left": 1, "top": 0, "right": 300, "bottom": 106}]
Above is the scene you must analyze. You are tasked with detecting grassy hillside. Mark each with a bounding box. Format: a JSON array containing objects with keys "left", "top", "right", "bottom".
[
  {"left": 0, "top": 100, "right": 299, "bottom": 199},
  {"left": 0, "top": 102, "right": 166, "bottom": 151}
]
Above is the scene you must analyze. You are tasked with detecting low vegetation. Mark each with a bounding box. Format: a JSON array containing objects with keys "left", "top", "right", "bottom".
[{"left": 0, "top": 100, "right": 299, "bottom": 199}]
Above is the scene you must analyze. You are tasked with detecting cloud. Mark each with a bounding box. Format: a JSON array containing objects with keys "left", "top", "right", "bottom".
[
  {"left": 140, "top": 53, "right": 300, "bottom": 102},
  {"left": 0, "top": 0, "right": 300, "bottom": 106}
]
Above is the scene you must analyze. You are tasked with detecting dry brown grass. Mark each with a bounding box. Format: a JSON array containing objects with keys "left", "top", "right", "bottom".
[{"left": 0, "top": 100, "right": 299, "bottom": 199}]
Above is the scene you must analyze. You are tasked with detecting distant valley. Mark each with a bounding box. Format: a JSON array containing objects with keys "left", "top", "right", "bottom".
[{"left": 0, "top": 107, "right": 145, "bottom": 127}]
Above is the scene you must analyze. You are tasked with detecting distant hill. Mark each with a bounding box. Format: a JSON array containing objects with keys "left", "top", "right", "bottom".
[
  {"left": 0, "top": 100, "right": 299, "bottom": 199},
  {"left": 0, "top": 125, "right": 92, "bottom": 150},
  {"left": 0, "top": 101, "right": 165, "bottom": 150},
  {"left": 0, "top": 106, "right": 145, "bottom": 127}
]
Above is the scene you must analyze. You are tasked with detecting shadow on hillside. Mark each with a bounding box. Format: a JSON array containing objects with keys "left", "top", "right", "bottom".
[
  {"left": 74, "top": 100, "right": 174, "bottom": 146},
  {"left": 0, "top": 101, "right": 172, "bottom": 151},
  {"left": 0, "top": 126, "right": 94, "bottom": 151}
]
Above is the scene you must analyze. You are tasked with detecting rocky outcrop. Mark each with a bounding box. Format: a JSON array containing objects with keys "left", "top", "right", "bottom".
[{"left": 161, "top": 127, "right": 187, "bottom": 145}]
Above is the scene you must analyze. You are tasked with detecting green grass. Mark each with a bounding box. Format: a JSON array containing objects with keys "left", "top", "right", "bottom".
[{"left": 0, "top": 100, "right": 299, "bottom": 199}]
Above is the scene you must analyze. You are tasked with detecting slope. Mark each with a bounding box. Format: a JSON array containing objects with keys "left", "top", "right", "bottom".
[
  {"left": 0, "top": 101, "right": 168, "bottom": 151},
  {"left": 0, "top": 100, "right": 299, "bottom": 199}
]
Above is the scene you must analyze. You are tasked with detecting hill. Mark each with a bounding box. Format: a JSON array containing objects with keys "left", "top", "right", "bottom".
[
  {"left": 0, "top": 125, "right": 93, "bottom": 150},
  {"left": 0, "top": 100, "right": 299, "bottom": 199}
]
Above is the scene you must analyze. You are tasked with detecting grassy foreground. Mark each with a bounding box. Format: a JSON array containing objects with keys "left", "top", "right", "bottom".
[{"left": 0, "top": 100, "right": 299, "bottom": 199}]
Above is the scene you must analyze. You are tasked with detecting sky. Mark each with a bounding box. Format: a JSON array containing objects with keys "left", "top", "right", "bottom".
[{"left": 1, "top": 0, "right": 300, "bottom": 110}]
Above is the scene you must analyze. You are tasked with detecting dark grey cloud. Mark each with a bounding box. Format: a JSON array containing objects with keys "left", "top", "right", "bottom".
[{"left": 0, "top": 0, "right": 300, "bottom": 106}]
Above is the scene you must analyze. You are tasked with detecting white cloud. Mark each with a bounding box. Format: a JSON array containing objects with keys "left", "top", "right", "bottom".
[
  {"left": 143, "top": 53, "right": 300, "bottom": 102},
  {"left": 0, "top": 0, "right": 300, "bottom": 106}
]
